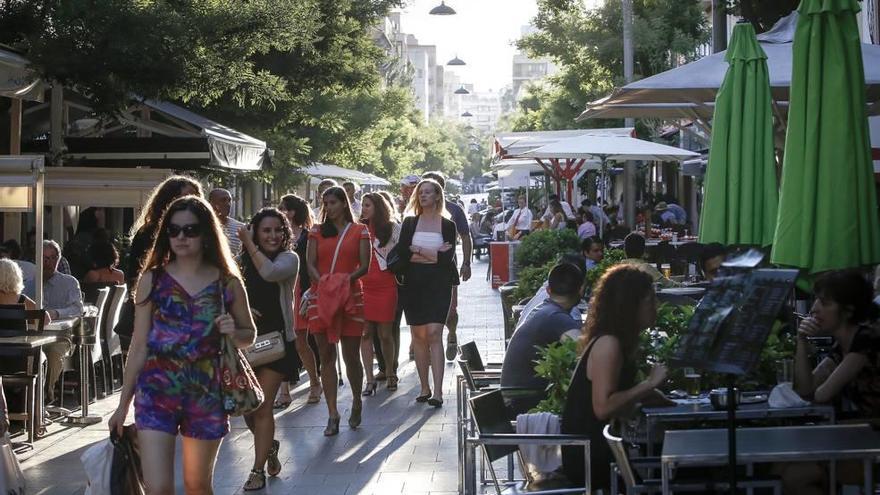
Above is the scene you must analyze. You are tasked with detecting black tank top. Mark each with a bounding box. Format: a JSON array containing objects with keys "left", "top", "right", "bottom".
[{"left": 561, "top": 337, "right": 637, "bottom": 490}]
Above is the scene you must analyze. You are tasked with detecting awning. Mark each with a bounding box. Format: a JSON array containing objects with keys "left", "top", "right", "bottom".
[
  {"left": 44, "top": 166, "right": 173, "bottom": 208},
  {"left": 300, "top": 163, "right": 390, "bottom": 186},
  {"left": 0, "top": 48, "right": 43, "bottom": 101},
  {"left": 142, "top": 100, "right": 269, "bottom": 171}
]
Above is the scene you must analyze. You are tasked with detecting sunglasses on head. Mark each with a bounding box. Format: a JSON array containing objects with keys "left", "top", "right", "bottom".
[{"left": 166, "top": 223, "right": 202, "bottom": 238}]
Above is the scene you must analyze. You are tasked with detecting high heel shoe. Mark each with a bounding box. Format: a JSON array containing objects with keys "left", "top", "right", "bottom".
[
  {"left": 349, "top": 400, "right": 362, "bottom": 429},
  {"left": 361, "top": 382, "right": 377, "bottom": 396},
  {"left": 324, "top": 415, "right": 341, "bottom": 436}
]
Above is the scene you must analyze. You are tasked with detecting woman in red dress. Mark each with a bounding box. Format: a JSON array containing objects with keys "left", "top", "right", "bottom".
[
  {"left": 359, "top": 193, "right": 401, "bottom": 395},
  {"left": 306, "top": 186, "right": 370, "bottom": 436}
]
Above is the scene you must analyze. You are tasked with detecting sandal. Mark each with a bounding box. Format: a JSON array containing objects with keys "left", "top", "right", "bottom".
[
  {"left": 362, "top": 382, "right": 377, "bottom": 397},
  {"left": 415, "top": 391, "right": 432, "bottom": 403},
  {"left": 375, "top": 371, "right": 387, "bottom": 381},
  {"left": 307, "top": 384, "right": 323, "bottom": 405},
  {"left": 267, "top": 439, "right": 281, "bottom": 477},
  {"left": 324, "top": 415, "right": 340, "bottom": 436},
  {"left": 243, "top": 469, "right": 266, "bottom": 491},
  {"left": 387, "top": 375, "right": 399, "bottom": 391},
  {"left": 349, "top": 400, "right": 363, "bottom": 429},
  {"left": 273, "top": 398, "right": 291, "bottom": 409}
]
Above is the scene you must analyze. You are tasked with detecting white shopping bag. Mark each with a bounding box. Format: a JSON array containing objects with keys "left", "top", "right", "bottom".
[
  {"left": 81, "top": 438, "right": 114, "bottom": 495},
  {"left": 0, "top": 433, "right": 25, "bottom": 495}
]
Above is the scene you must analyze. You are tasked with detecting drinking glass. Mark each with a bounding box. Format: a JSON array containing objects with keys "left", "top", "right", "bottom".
[
  {"left": 661, "top": 263, "right": 672, "bottom": 279},
  {"left": 683, "top": 367, "right": 701, "bottom": 398},
  {"left": 776, "top": 359, "right": 794, "bottom": 384}
]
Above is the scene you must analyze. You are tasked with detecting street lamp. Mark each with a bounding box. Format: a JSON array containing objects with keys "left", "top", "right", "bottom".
[
  {"left": 454, "top": 86, "right": 470, "bottom": 95},
  {"left": 447, "top": 55, "right": 466, "bottom": 66},
  {"left": 429, "top": 1, "right": 456, "bottom": 15}
]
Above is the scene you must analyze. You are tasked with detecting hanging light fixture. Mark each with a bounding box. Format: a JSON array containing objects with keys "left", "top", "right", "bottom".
[
  {"left": 429, "top": 1, "right": 456, "bottom": 15},
  {"left": 454, "top": 86, "right": 470, "bottom": 95},
  {"left": 461, "top": 111, "right": 473, "bottom": 117},
  {"left": 447, "top": 55, "right": 466, "bottom": 66}
]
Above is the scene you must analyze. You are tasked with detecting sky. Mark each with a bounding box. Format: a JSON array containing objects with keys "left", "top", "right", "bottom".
[{"left": 396, "top": 0, "right": 539, "bottom": 93}]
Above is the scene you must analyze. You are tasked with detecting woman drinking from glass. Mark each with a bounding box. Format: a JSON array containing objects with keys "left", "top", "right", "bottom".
[
  {"left": 109, "top": 196, "right": 256, "bottom": 495},
  {"left": 561, "top": 264, "right": 673, "bottom": 491},
  {"left": 306, "top": 186, "right": 370, "bottom": 436}
]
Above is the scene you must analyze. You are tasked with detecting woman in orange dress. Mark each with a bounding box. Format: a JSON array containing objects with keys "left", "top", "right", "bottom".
[
  {"left": 306, "top": 186, "right": 370, "bottom": 436},
  {"left": 359, "top": 193, "right": 401, "bottom": 395}
]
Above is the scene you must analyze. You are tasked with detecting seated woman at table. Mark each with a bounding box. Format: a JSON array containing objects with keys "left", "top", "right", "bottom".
[
  {"left": 561, "top": 264, "right": 674, "bottom": 491},
  {"left": 777, "top": 269, "right": 880, "bottom": 494},
  {"left": 82, "top": 240, "right": 125, "bottom": 285},
  {"left": 0, "top": 259, "right": 38, "bottom": 312}
]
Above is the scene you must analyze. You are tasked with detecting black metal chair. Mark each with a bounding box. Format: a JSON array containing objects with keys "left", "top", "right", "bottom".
[
  {"left": 468, "top": 389, "right": 590, "bottom": 495},
  {"left": 459, "top": 341, "right": 502, "bottom": 373},
  {"left": 0, "top": 305, "right": 47, "bottom": 446},
  {"left": 101, "top": 284, "right": 127, "bottom": 391}
]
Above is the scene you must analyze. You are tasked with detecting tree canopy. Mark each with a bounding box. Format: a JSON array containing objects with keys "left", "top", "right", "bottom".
[
  {"left": 0, "top": 0, "right": 479, "bottom": 187},
  {"left": 510, "top": 0, "right": 709, "bottom": 132}
]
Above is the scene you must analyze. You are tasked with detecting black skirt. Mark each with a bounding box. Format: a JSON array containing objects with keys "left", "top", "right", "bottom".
[{"left": 401, "top": 263, "right": 452, "bottom": 325}]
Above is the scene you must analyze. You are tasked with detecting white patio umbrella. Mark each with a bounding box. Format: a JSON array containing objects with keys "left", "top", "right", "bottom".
[{"left": 522, "top": 133, "right": 699, "bottom": 231}]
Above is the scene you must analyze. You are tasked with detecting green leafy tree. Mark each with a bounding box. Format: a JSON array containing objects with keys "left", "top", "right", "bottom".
[
  {"left": 727, "top": 0, "right": 799, "bottom": 33},
  {"left": 511, "top": 0, "right": 709, "bottom": 131}
]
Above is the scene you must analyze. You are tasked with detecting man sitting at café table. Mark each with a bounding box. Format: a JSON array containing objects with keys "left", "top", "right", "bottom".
[
  {"left": 582, "top": 236, "right": 604, "bottom": 271},
  {"left": 620, "top": 232, "right": 676, "bottom": 288},
  {"left": 699, "top": 242, "right": 726, "bottom": 283},
  {"left": 502, "top": 263, "right": 584, "bottom": 411},
  {"left": 25, "top": 240, "right": 83, "bottom": 404}
]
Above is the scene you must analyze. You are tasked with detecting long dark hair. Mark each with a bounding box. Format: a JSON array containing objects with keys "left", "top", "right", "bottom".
[
  {"left": 75, "top": 207, "right": 104, "bottom": 236},
  {"left": 138, "top": 196, "right": 241, "bottom": 299},
  {"left": 362, "top": 193, "right": 394, "bottom": 247},
  {"left": 278, "top": 194, "right": 314, "bottom": 229},
  {"left": 318, "top": 186, "right": 355, "bottom": 237},
  {"left": 377, "top": 190, "right": 400, "bottom": 222},
  {"left": 580, "top": 264, "right": 654, "bottom": 358},
  {"left": 131, "top": 175, "right": 203, "bottom": 237}
]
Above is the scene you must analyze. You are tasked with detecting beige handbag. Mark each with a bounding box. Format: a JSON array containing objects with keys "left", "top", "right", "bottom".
[{"left": 244, "top": 330, "right": 286, "bottom": 367}]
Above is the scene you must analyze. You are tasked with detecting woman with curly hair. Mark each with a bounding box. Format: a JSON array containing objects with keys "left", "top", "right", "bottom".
[
  {"left": 236, "top": 207, "right": 300, "bottom": 490},
  {"left": 561, "top": 264, "right": 673, "bottom": 490},
  {"left": 109, "top": 195, "right": 256, "bottom": 494}
]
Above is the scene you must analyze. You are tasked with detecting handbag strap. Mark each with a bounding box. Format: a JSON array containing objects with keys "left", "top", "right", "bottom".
[{"left": 329, "top": 223, "right": 352, "bottom": 274}]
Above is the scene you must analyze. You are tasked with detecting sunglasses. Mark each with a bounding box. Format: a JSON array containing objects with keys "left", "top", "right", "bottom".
[{"left": 166, "top": 223, "right": 202, "bottom": 238}]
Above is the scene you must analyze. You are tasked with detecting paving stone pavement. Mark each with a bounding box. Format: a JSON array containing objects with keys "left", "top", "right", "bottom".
[{"left": 17, "top": 256, "right": 504, "bottom": 494}]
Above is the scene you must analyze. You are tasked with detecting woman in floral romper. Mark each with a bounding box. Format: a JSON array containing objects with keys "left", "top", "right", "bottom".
[{"left": 109, "top": 196, "right": 256, "bottom": 495}]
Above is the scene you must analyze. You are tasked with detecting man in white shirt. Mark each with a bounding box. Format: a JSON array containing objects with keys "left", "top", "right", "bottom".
[
  {"left": 209, "top": 188, "right": 245, "bottom": 254},
  {"left": 34, "top": 240, "right": 83, "bottom": 404},
  {"left": 506, "top": 195, "right": 533, "bottom": 239},
  {"left": 342, "top": 181, "right": 362, "bottom": 218}
]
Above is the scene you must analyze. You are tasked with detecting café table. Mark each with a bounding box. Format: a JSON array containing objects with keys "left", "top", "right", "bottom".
[
  {"left": 660, "top": 424, "right": 880, "bottom": 495},
  {"left": 641, "top": 397, "right": 836, "bottom": 455},
  {"left": 0, "top": 330, "right": 66, "bottom": 444}
]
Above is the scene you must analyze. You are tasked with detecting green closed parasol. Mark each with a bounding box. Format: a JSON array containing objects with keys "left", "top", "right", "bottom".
[
  {"left": 699, "top": 22, "right": 778, "bottom": 247},
  {"left": 771, "top": 0, "right": 880, "bottom": 274}
]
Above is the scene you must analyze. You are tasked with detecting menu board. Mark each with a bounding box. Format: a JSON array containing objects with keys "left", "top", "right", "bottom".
[{"left": 670, "top": 268, "right": 798, "bottom": 375}]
